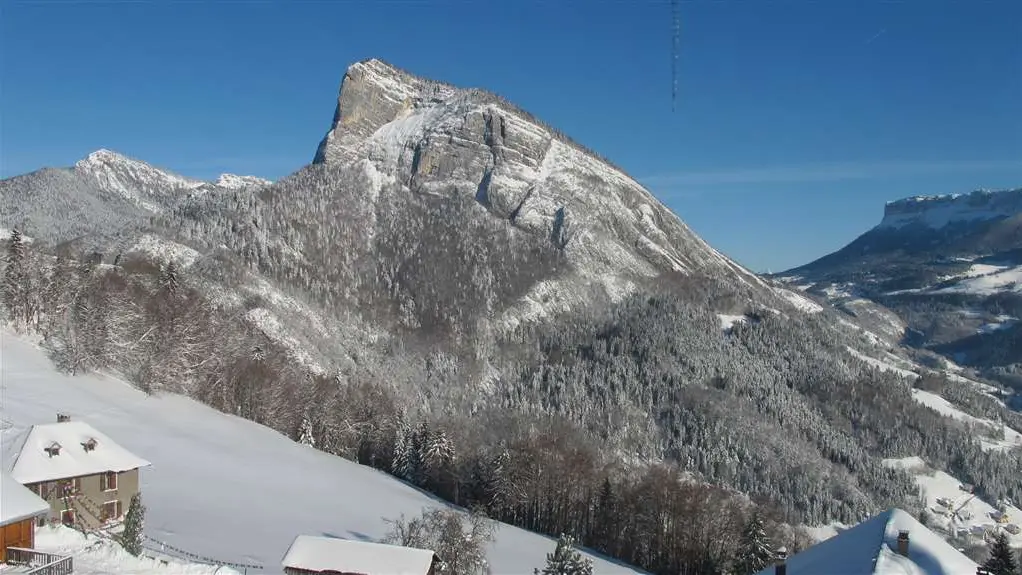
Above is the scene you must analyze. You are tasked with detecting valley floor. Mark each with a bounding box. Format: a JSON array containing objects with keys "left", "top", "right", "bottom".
[{"left": 0, "top": 332, "right": 643, "bottom": 575}]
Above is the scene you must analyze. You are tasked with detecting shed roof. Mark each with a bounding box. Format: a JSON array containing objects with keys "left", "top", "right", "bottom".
[
  {"left": 0, "top": 470, "right": 49, "bottom": 525},
  {"left": 281, "top": 535, "right": 435, "bottom": 575}
]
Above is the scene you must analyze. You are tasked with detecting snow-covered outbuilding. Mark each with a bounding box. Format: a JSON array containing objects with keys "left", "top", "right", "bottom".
[
  {"left": 0, "top": 470, "right": 50, "bottom": 555},
  {"left": 281, "top": 535, "right": 438, "bottom": 575},
  {"left": 755, "top": 508, "right": 979, "bottom": 575},
  {"left": 2, "top": 415, "right": 151, "bottom": 530}
]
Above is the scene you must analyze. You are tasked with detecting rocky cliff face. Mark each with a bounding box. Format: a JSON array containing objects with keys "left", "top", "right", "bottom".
[
  {"left": 311, "top": 59, "right": 763, "bottom": 288},
  {"left": 880, "top": 188, "right": 1022, "bottom": 230}
]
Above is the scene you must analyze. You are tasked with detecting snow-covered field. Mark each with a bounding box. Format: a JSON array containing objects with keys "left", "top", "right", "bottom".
[
  {"left": 0, "top": 333, "right": 643, "bottom": 575},
  {"left": 882, "top": 457, "right": 1022, "bottom": 549}
]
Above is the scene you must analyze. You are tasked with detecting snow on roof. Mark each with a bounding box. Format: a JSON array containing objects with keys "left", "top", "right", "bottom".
[
  {"left": 281, "top": 535, "right": 435, "bottom": 575},
  {"left": 3, "top": 419, "right": 151, "bottom": 484},
  {"left": 754, "top": 508, "right": 978, "bottom": 575},
  {"left": 0, "top": 470, "right": 49, "bottom": 525}
]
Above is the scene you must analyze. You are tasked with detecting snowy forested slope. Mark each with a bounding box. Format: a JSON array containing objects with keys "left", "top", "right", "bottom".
[{"left": 0, "top": 332, "right": 642, "bottom": 575}]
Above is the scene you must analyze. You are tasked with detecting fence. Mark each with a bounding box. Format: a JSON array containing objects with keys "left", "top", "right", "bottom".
[
  {"left": 143, "top": 534, "right": 264, "bottom": 573},
  {"left": 4, "top": 547, "right": 73, "bottom": 575}
]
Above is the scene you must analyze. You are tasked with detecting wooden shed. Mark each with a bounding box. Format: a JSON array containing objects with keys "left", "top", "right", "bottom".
[{"left": 0, "top": 471, "right": 50, "bottom": 556}]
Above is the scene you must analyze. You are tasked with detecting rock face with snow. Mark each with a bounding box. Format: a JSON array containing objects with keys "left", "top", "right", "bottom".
[
  {"left": 777, "top": 185, "right": 1022, "bottom": 387},
  {"left": 311, "top": 58, "right": 762, "bottom": 284},
  {"left": 880, "top": 188, "right": 1022, "bottom": 230}
]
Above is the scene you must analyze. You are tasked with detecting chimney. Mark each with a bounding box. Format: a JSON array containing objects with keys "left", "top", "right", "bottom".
[
  {"left": 57, "top": 413, "right": 70, "bottom": 423},
  {"left": 896, "top": 530, "right": 909, "bottom": 557},
  {"left": 775, "top": 546, "right": 788, "bottom": 575}
]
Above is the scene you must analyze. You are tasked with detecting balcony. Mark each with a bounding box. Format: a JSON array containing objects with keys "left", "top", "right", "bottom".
[{"left": 2, "top": 548, "right": 73, "bottom": 575}]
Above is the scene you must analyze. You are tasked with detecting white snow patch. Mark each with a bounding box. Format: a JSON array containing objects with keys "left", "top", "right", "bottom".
[
  {"left": 243, "top": 308, "right": 326, "bottom": 375},
  {"left": 718, "top": 314, "right": 747, "bottom": 331},
  {"left": 932, "top": 265, "right": 1022, "bottom": 295},
  {"left": 0, "top": 333, "right": 643, "bottom": 575},
  {"left": 845, "top": 346, "right": 918, "bottom": 379},
  {"left": 0, "top": 229, "right": 34, "bottom": 244},
  {"left": 774, "top": 287, "right": 824, "bottom": 313},
  {"left": 213, "top": 174, "right": 272, "bottom": 190},
  {"left": 128, "top": 235, "right": 202, "bottom": 269},
  {"left": 29, "top": 525, "right": 239, "bottom": 575}
]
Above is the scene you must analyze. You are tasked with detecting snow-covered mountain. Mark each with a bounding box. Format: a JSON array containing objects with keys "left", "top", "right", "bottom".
[
  {"left": 312, "top": 58, "right": 768, "bottom": 299},
  {"left": 0, "top": 149, "right": 271, "bottom": 246},
  {"left": 3, "top": 57, "right": 1022, "bottom": 574},
  {"left": 777, "top": 185, "right": 1022, "bottom": 391}
]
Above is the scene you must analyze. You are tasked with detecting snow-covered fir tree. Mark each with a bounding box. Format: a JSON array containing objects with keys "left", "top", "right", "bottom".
[
  {"left": 3, "top": 229, "right": 29, "bottom": 326},
  {"left": 982, "top": 530, "right": 1019, "bottom": 575},
  {"left": 536, "top": 534, "right": 593, "bottom": 575},
  {"left": 159, "top": 261, "right": 180, "bottom": 296},
  {"left": 736, "top": 511, "right": 774, "bottom": 574},
  {"left": 120, "top": 493, "right": 146, "bottom": 557},
  {"left": 298, "top": 414, "right": 316, "bottom": 447}
]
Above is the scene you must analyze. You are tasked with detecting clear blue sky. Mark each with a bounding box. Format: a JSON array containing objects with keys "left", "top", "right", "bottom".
[{"left": 2, "top": 1, "right": 1020, "bottom": 272}]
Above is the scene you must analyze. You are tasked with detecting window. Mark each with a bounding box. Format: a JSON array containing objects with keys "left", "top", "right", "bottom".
[
  {"left": 38, "top": 481, "right": 51, "bottom": 500},
  {"left": 102, "top": 500, "right": 123, "bottom": 523},
  {"left": 61, "top": 509, "right": 75, "bottom": 526},
  {"left": 60, "top": 477, "right": 81, "bottom": 496},
  {"left": 100, "top": 471, "right": 118, "bottom": 491}
]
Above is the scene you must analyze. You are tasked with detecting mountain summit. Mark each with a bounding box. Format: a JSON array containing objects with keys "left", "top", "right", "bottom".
[{"left": 310, "top": 58, "right": 765, "bottom": 292}]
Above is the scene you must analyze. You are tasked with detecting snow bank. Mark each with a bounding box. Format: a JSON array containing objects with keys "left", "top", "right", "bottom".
[{"left": 31, "top": 525, "right": 238, "bottom": 575}]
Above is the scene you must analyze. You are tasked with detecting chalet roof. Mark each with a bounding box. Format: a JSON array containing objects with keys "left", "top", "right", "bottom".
[
  {"left": 2, "top": 420, "right": 151, "bottom": 484},
  {"left": 0, "top": 470, "right": 49, "bottom": 525},
  {"left": 755, "top": 508, "right": 978, "bottom": 575},
  {"left": 281, "top": 535, "right": 435, "bottom": 575}
]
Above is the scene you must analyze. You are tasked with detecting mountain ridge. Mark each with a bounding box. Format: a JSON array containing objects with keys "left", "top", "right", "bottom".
[{"left": 3, "top": 57, "right": 1022, "bottom": 575}]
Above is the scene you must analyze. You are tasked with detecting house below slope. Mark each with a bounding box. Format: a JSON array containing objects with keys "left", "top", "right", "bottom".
[
  {"left": 756, "top": 508, "right": 979, "bottom": 575},
  {"left": 281, "top": 535, "right": 438, "bottom": 575},
  {"left": 2, "top": 414, "right": 151, "bottom": 530},
  {"left": 0, "top": 471, "right": 49, "bottom": 555}
]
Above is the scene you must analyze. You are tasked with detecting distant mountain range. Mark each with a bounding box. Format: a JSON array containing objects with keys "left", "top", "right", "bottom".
[
  {"left": 777, "top": 186, "right": 1022, "bottom": 392},
  {"left": 2, "top": 57, "right": 1020, "bottom": 573}
]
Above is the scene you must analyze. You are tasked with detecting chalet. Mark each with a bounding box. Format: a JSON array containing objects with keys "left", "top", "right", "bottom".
[
  {"left": 281, "top": 535, "right": 439, "bottom": 575},
  {"left": 0, "top": 471, "right": 49, "bottom": 556},
  {"left": 2, "top": 415, "right": 151, "bottom": 530},
  {"left": 755, "top": 508, "right": 979, "bottom": 575}
]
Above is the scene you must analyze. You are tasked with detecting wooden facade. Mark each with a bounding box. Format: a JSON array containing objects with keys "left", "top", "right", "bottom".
[{"left": 0, "top": 517, "right": 35, "bottom": 557}]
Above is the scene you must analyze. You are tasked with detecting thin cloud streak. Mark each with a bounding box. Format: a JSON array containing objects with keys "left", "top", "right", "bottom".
[{"left": 640, "top": 159, "right": 1022, "bottom": 188}]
